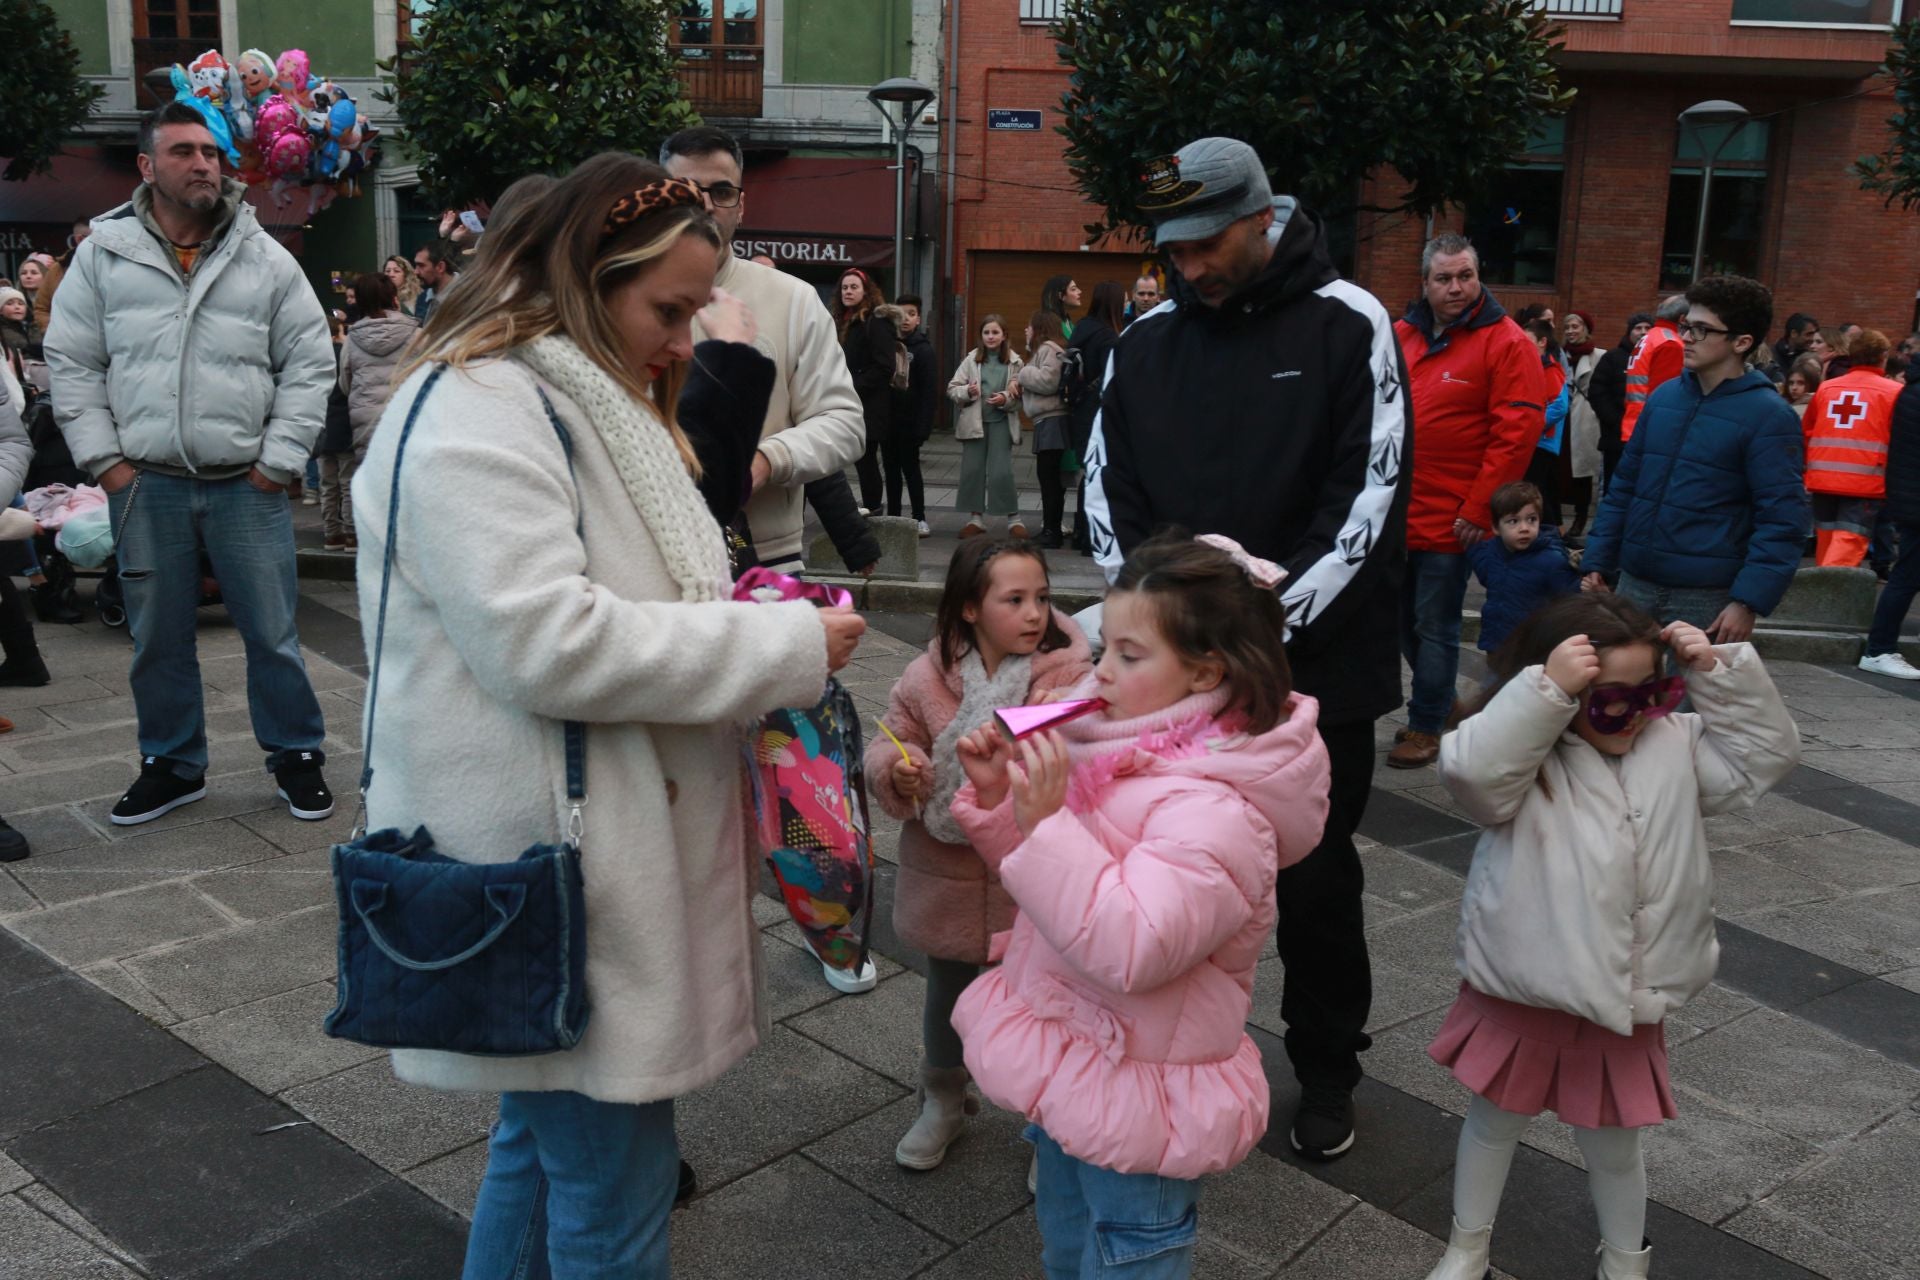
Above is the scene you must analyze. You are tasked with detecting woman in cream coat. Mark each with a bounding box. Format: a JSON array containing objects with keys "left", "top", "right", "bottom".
[
  {"left": 350, "top": 153, "right": 865, "bottom": 1278},
  {"left": 947, "top": 315, "right": 1025, "bottom": 536}
]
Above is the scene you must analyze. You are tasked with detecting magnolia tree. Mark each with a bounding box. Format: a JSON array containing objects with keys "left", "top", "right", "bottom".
[
  {"left": 1051, "top": 1, "right": 1574, "bottom": 241},
  {"left": 0, "top": 0, "right": 104, "bottom": 182},
  {"left": 1858, "top": 19, "right": 1920, "bottom": 208},
  {"left": 383, "top": 0, "right": 699, "bottom": 207}
]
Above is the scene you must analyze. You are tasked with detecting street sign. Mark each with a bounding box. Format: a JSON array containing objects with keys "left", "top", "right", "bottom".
[{"left": 988, "top": 109, "right": 1044, "bottom": 132}]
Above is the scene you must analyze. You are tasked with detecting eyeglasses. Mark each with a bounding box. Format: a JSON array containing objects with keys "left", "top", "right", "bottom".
[
  {"left": 1677, "top": 321, "right": 1731, "bottom": 342},
  {"left": 692, "top": 180, "right": 742, "bottom": 208},
  {"left": 1584, "top": 675, "right": 1687, "bottom": 735}
]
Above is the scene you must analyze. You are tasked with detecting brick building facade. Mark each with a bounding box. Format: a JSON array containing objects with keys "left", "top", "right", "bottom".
[{"left": 946, "top": 0, "right": 1920, "bottom": 356}]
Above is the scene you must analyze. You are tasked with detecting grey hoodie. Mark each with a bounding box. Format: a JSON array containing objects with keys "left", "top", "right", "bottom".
[
  {"left": 339, "top": 310, "right": 419, "bottom": 445},
  {"left": 44, "top": 178, "right": 334, "bottom": 484}
]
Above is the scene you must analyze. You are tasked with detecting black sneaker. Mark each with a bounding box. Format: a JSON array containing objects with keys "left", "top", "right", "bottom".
[
  {"left": 0, "top": 815, "right": 29, "bottom": 862},
  {"left": 111, "top": 758, "right": 207, "bottom": 826},
  {"left": 675, "top": 1158, "right": 698, "bottom": 1206},
  {"left": 273, "top": 751, "right": 334, "bottom": 821},
  {"left": 1290, "top": 1085, "right": 1356, "bottom": 1162}
]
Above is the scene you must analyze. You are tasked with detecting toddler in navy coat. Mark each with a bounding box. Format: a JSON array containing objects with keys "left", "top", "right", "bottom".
[{"left": 1469, "top": 482, "right": 1582, "bottom": 653}]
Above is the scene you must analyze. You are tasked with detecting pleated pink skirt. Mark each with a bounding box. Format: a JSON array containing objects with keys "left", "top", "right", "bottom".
[{"left": 1427, "top": 982, "right": 1677, "bottom": 1130}]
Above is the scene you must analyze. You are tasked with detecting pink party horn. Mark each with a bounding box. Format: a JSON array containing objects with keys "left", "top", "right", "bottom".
[{"left": 994, "top": 698, "right": 1107, "bottom": 741}]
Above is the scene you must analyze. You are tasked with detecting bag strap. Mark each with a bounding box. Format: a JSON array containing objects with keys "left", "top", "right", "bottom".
[{"left": 355, "top": 367, "right": 588, "bottom": 848}]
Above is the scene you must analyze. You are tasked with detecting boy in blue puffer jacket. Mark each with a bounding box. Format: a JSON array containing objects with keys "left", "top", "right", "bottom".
[{"left": 1469, "top": 481, "right": 1582, "bottom": 653}]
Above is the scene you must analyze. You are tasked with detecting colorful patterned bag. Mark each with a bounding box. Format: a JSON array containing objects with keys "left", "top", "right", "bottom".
[{"left": 735, "top": 570, "right": 875, "bottom": 974}]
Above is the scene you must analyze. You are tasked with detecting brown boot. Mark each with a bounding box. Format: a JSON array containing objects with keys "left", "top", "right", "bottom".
[{"left": 1386, "top": 730, "right": 1439, "bottom": 770}]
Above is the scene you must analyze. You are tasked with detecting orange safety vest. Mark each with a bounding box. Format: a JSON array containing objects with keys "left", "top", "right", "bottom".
[
  {"left": 1805, "top": 366, "right": 1902, "bottom": 498},
  {"left": 1619, "top": 322, "right": 1684, "bottom": 443}
]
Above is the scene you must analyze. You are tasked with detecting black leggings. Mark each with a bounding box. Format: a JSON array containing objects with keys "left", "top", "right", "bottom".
[
  {"left": 884, "top": 421, "right": 925, "bottom": 520},
  {"left": 922, "top": 957, "right": 980, "bottom": 1069},
  {"left": 1036, "top": 446, "right": 1067, "bottom": 537},
  {"left": 855, "top": 387, "right": 889, "bottom": 512}
]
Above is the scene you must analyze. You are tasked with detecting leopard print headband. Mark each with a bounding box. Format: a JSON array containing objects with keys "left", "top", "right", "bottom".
[{"left": 602, "top": 179, "right": 706, "bottom": 241}]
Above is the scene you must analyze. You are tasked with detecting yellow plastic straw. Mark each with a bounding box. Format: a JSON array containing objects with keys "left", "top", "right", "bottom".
[{"left": 874, "top": 718, "right": 921, "bottom": 815}]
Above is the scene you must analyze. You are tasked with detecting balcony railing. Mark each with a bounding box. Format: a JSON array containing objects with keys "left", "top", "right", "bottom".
[
  {"left": 1020, "top": 0, "right": 1065, "bottom": 24},
  {"left": 672, "top": 46, "right": 764, "bottom": 118},
  {"left": 1533, "top": 0, "right": 1624, "bottom": 16}
]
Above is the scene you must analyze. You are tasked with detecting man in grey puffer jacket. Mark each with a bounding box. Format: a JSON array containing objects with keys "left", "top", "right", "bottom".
[{"left": 45, "top": 102, "right": 337, "bottom": 828}]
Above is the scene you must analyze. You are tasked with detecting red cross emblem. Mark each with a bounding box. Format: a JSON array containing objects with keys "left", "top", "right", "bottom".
[{"left": 1827, "top": 390, "right": 1867, "bottom": 430}]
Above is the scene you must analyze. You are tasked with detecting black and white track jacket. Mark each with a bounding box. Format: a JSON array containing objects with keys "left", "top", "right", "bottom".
[{"left": 1084, "top": 199, "right": 1412, "bottom": 726}]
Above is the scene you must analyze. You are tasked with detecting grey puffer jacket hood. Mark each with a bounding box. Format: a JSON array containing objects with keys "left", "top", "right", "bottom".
[
  {"left": 340, "top": 311, "right": 419, "bottom": 443},
  {"left": 43, "top": 178, "right": 334, "bottom": 483}
]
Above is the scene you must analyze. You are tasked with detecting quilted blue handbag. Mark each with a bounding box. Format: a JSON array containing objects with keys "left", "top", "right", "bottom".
[{"left": 323, "top": 366, "right": 591, "bottom": 1055}]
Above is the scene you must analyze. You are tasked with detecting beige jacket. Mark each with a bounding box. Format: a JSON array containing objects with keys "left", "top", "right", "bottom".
[
  {"left": 351, "top": 358, "right": 831, "bottom": 1103},
  {"left": 693, "top": 254, "right": 865, "bottom": 565},
  {"left": 1015, "top": 339, "right": 1068, "bottom": 422},
  {"left": 1438, "top": 645, "right": 1798, "bottom": 1035},
  {"left": 947, "top": 349, "right": 1025, "bottom": 443}
]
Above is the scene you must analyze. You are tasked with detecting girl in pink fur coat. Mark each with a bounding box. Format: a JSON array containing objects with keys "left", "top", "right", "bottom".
[
  {"left": 867, "top": 536, "right": 1090, "bottom": 1172},
  {"left": 949, "top": 534, "right": 1331, "bottom": 1280}
]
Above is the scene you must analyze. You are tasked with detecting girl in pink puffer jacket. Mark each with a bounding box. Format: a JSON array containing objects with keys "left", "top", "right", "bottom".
[{"left": 950, "top": 534, "right": 1331, "bottom": 1279}]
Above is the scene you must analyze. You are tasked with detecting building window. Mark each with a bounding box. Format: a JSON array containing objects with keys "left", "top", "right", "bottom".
[
  {"left": 672, "top": 2, "right": 764, "bottom": 117},
  {"left": 1730, "top": 0, "right": 1900, "bottom": 25},
  {"left": 399, "top": 0, "right": 436, "bottom": 46},
  {"left": 1021, "top": 0, "right": 1066, "bottom": 22},
  {"left": 1659, "top": 120, "right": 1771, "bottom": 290},
  {"left": 134, "top": 0, "right": 219, "bottom": 40},
  {"left": 1460, "top": 119, "right": 1567, "bottom": 289}
]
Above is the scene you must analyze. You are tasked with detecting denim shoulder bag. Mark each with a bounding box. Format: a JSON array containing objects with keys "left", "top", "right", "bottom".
[{"left": 324, "top": 365, "right": 591, "bottom": 1055}]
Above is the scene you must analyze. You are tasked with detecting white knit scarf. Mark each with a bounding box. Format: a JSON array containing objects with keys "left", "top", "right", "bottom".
[
  {"left": 924, "top": 649, "right": 1034, "bottom": 844},
  {"left": 513, "top": 333, "right": 732, "bottom": 602}
]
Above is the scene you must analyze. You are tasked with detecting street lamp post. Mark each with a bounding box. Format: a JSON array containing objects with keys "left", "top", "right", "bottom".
[
  {"left": 1678, "top": 99, "right": 1751, "bottom": 286},
  {"left": 867, "top": 77, "right": 936, "bottom": 300}
]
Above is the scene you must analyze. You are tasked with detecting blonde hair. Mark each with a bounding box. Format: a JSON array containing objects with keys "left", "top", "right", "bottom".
[{"left": 396, "top": 152, "right": 719, "bottom": 475}]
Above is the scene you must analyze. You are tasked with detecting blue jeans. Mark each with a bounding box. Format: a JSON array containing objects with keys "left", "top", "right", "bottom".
[
  {"left": 1867, "top": 522, "right": 1920, "bottom": 655},
  {"left": 1614, "top": 571, "right": 1731, "bottom": 635},
  {"left": 109, "top": 472, "right": 325, "bottom": 777},
  {"left": 1028, "top": 1124, "right": 1201, "bottom": 1280},
  {"left": 1401, "top": 550, "right": 1471, "bottom": 734},
  {"left": 464, "top": 1093, "right": 678, "bottom": 1280}
]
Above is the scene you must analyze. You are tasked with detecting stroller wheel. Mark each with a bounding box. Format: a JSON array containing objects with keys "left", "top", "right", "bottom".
[{"left": 100, "top": 604, "right": 127, "bottom": 628}]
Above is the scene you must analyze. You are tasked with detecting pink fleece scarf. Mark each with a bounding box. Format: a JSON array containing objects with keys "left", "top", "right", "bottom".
[{"left": 1056, "top": 686, "right": 1237, "bottom": 813}]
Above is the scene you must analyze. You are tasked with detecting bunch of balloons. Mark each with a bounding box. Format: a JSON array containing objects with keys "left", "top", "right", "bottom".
[{"left": 166, "top": 47, "right": 380, "bottom": 215}]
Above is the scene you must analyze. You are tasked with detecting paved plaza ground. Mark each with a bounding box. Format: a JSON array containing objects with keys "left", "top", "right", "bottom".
[{"left": 3, "top": 474, "right": 1920, "bottom": 1278}]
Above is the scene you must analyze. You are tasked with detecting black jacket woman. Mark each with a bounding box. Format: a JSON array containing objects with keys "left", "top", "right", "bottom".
[
  {"left": 834, "top": 267, "right": 898, "bottom": 513},
  {"left": 1062, "top": 283, "right": 1124, "bottom": 552},
  {"left": 1589, "top": 312, "right": 1653, "bottom": 493}
]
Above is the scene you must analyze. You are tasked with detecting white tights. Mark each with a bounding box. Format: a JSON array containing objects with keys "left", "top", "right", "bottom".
[{"left": 1453, "top": 1095, "right": 1648, "bottom": 1251}]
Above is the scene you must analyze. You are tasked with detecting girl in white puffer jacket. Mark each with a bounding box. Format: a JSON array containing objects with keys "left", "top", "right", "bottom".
[{"left": 1422, "top": 592, "right": 1798, "bottom": 1280}]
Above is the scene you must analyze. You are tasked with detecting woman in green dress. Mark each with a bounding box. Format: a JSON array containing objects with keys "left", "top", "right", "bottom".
[{"left": 945, "top": 316, "right": 1026, "bottom": 537}]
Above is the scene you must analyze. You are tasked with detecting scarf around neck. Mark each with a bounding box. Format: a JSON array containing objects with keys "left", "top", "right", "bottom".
[
  {"left": 925, "top": 649, "right": 1035, "bottom": 844},
  {"left": 514, "top": 333, "right": 732, "bottom": 602}
]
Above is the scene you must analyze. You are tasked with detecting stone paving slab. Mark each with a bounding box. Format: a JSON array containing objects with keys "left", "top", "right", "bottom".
[{"left": 6, "top": 589, "right": 1920, "bottom": 1277}]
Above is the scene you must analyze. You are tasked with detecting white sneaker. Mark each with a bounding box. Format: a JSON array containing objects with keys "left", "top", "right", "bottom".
[
  {"left": 1859, "top": 651, "right": 1920, "bottom": 680},
  {"left": 917, "top": 520, "right": 931, "bottom": 537},
  {"left": 822, "top": 957, "right": 877, "bottom": 994},
  {"left": 857, "top": 506, "right": 871, "bottom": 517}
]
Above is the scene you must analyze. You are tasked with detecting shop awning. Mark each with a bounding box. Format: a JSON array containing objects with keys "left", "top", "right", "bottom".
[
  {"left": 0, "top": 146, "right": 313, "bottom": 237},
  {"left": 734, "top": 155, "right": 906, "bottom": 268}
]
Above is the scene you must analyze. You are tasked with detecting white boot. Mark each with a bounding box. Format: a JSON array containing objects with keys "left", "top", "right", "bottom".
[
  {"left": 1423, "top": 1218, "right": 1493, "bottom": 1280},
  {"left": 1595, "top": 1238, "right": 1652, "bottom": 1278},
  {"left": 893, "top": 1063, "right": 979, "bottom": 1170}
]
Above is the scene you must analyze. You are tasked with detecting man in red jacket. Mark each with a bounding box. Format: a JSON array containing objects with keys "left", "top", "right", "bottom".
[
  {"left": 1619, "top": 294, "right": 1689, "bottom": 443},
  {"left": 1390, "top": 234, "right": 1545, "bottom": 768}
]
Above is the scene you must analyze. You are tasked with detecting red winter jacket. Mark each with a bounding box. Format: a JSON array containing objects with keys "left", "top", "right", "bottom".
[
  {"left": 1619, "top": 320, "right": 1684, "bottom": 443},
  {"left": 1395, "top": 291, "right": 1547, "bottom": 552}
]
